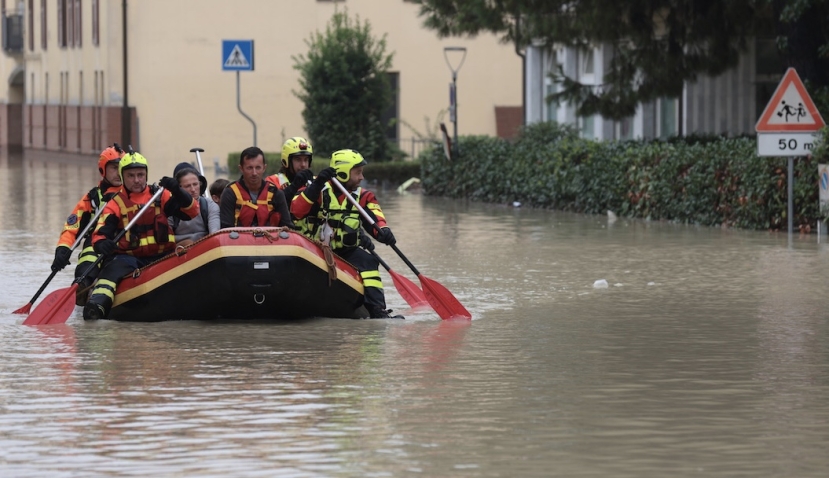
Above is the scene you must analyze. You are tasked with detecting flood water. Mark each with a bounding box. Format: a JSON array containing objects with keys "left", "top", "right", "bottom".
[{"left": 1, "top": 149, "right": 829, "bottom": 476}]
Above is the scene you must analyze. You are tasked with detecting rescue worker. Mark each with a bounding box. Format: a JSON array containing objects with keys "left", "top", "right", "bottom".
[
  {"left": 291, "top": 149, "right": 401, "bottom": 319},
  {"left": 219, "top": 146, "right": 293, "bottom": 229},
  {"left": 265, "top": 136, "right": 315, "bottom": 202},
  {"left": 51, "top": 144, "right": 125, "bottom": 305},
  {"left": 83, "top": 151, "right": 200, "bottom": 321}
]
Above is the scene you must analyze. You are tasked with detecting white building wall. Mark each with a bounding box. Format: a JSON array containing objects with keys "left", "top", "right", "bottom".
[{"left": 526, "top": 42, "right": 762, "bottom": 140}]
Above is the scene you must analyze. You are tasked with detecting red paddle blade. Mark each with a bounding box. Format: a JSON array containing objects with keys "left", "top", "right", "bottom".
[
  {"left": 388, "top": 269, "right": 431, "bottom": 312},
  {"left": 419, "top": 275, "right": 471, "bottom": 320},
  {"left": 22, "top": 285, "right": 79, "bottom": 326},
  {"left": 12, "top": 303, "right": 32, "bottom": 315}
]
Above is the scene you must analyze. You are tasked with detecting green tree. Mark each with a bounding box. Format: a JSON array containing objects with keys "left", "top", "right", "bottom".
[
  {"left": 413, "top": 0, "right": 828, "bottom": 121},
  {"left": 293, "top": 10, "right": 394, "bottom": 160}
]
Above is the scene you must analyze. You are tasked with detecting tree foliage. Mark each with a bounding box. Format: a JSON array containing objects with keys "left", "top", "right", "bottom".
[
  {"left": 413, "top": 0, "right": 828, "bottom": 121},
  {"left": 293, "top": 11, "right": 394, "bottom": 160}
]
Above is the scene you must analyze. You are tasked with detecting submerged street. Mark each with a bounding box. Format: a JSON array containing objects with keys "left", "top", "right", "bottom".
[{"left": 1, "top": 150, "right": 828, "bottom": 476}]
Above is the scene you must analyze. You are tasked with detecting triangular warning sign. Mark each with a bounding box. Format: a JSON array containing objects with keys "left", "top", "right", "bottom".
[
  {"left": 224, "top": 44, "right": 250, "bottom": 68},
  {"left": 756, "top": 68, "right": 826, "bottom": 132}
]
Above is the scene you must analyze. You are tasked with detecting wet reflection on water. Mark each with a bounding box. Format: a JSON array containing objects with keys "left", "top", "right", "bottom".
[{"left": 1, "top": 149, "right": 829, "bottom": 476}]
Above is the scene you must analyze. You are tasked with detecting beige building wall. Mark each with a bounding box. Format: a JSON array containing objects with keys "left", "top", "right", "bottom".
[{"left": 10, "top": 0, "right": 521, "bottom": 179}]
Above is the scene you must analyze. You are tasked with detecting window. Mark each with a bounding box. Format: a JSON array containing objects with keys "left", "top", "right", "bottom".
[
  {"left": 40, "top": 0, "right": 46, "bottom": 49},
  {"left": 57, "top": 0, "right": 66, "bottom": 47},
  {"left": 73, "top": 0, "right": 80, "bottom": 47},
  {"left": 580, "top": 48, "right": 595, "bottom": 79},
  {"left": 580, "top": 115, "right": 595, "bottom": 138},
  {"left": 66, "top": 0, "right": 72, "bottom": 47},
  {"left": 545, "top": 79, "right": 557, "bottom": 122},
  {"left": 544, "top": 50, "right": 559, "bottom": 122},
  {"left": 616, "top": 117, "right": 633, "bottom": 140},
  {"left": 92, "top": 0, "right": 98, "bottom": 45},
  {"left": 27, "top": 0, "right": 34, "bottom": 51},
  {"left": 659, "top": 97, "right": 677, "bottom": 138}
]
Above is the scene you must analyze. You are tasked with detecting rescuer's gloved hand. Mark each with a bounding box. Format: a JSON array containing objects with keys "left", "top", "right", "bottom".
[
  {"left": 360, "top": 234, "right": 375, "bottom": 252},
  {"left": 160, "top": 176, "right": 191, "bottom": 202},
  {"left": 159, "top": 176, "right": 179, "bottom": 191},
  {"left": 51, "top": 246, "right": 72, "bottom": 272},
  {"left": 375, "top": 227, "right": 396, "bottom": 246},
  {"left": 292, "top": 169, "right": 314, "bottom": 187},
  {"left": 95, "top": 239, "right": 118, "bottom": 256},
  {"left": 314, "top": 167, "right": 336, "bottom": 185}
]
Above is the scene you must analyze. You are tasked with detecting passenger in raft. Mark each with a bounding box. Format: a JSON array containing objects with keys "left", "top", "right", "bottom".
[
  {"left": 169, "top": 162, "right": 220, "bottom": 246},
  {"left": 51, "top": 144, "right": 126, "bottom": 306},
  {"left": 209, "top": 178, "right": 230, "bottom": 205},
  {"left": 291, "top": 149, "right": 402, "bottom": 319},
  {"left": 83, "top": 152, "right": 200, "bottom": 321},
  {"left": 219, "top": 146, "right": 294, "bottom": 229},
  {"left": 265, "top": 136, "right": 315, "bottom": 202}
]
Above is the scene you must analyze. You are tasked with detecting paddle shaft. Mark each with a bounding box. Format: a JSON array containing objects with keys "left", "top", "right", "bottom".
[
  {"left": 329, "top": 179, "right": 471, "bottom": 320},
  {"left": 190, "top": 147, "right": 208, "bottom": 198},
  {"left": 15, "top": 203, "right": 109, "bottom": 313},
  {"left": 330, "top": 180, "right": 422, "bottom": 275}
]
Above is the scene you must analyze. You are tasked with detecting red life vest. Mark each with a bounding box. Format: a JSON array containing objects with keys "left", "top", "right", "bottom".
[
  {"left": 111, "top": 186, "right": 173, "bottom": 257},
  {"left": 228, "top": 181, "right": 282, "bottom": 227}
]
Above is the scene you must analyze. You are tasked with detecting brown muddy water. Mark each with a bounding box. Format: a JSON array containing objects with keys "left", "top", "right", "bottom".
[{"left": 1, "top": 149, "right": 828, "bottom": 476}]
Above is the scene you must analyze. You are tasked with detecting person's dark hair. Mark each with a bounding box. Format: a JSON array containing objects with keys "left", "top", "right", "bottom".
[
  {"left": 175, "top": 166, "right": 207, "bottom": 196},
  {"left": 210, "top": 178, "right": 230, "bottom": 197},
  {"left": 239, "top": 146, "right": 265, "bottom": 165}
]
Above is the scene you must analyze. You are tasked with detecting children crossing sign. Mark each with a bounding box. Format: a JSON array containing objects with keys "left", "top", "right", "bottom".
[
  {"left": 756, "top": 68, "right": 825, "bottom": 156},
  {"left": 222, "top": 40, "right": 254, "bottom": 71}
]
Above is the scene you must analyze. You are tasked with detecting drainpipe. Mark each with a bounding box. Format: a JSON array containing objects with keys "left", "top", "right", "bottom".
[{"left": 121, "top": 0, "right": 131, "bottom": 147}]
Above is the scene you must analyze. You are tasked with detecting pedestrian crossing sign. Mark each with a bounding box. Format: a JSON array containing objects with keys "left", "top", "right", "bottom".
[
  {"left": 755, "top": 68, "right": 824, "bottom": 132},
  {"left": 222, "top": 40, "right": 254, "bottom": 71}
]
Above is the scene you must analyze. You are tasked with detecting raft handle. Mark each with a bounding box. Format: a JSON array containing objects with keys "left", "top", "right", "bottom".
[{"left": 253, "top": 293, "right": 266, "bottom": 305}]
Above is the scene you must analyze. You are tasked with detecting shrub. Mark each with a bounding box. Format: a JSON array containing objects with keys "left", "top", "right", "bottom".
[{"left": 419, "top": 121, "right": 827, "bottom": 231}]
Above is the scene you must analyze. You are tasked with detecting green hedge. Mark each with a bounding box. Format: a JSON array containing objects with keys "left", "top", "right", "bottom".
[
  {"left": 226, "top": 152, "right": 420, "bottom": 184},
  {"left": 420, "top": 123, "right": 829, "bottom": 231}
]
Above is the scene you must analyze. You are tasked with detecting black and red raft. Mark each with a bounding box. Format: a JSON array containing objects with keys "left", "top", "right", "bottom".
[{"left": 107, "top": 228, "right": 368, "bottom": 321}]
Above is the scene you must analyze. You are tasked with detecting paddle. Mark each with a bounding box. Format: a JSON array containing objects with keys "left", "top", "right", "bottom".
[
  {"left": 330, "top": 179, "right": 471, "bottom": 320},
  {"left": 368, "top": 248, "right": 430, "bottom": 311},
  {"left": 189, "top": 147, "right": 208, "bottom": 198},
  {"left": 14, "top": 205, "right": 108, "bottom": 314},
  {"left": 22, "top": 186, "right": 166, "bottom": 326}
]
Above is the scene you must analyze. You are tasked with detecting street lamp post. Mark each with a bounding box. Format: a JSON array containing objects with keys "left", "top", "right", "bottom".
[{"left": 444, "top": 46, "right": 467, "bottom": 157}]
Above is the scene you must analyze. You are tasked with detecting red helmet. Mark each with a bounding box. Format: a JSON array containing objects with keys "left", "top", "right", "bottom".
[{"left": 98, "top": 143, "right": 125, "bottom": 176}]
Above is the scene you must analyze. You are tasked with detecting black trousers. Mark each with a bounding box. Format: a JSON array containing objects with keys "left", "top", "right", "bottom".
[
  {"left": 336, "top": 247, "right": 385, "bottom": 310},
  {"left": 87, "top": 254, "right": 162, "bottom": 315}
]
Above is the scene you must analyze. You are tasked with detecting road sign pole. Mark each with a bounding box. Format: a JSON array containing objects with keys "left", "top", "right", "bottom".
[
  {"left": 222, "top": 39, "right": 256, "bottom": 147},
  {"left": 788, "top": 157, "right": 794, "bottom": 235},
  {"left": 236, "top": 71, "right": 257, "bottom": 147}
]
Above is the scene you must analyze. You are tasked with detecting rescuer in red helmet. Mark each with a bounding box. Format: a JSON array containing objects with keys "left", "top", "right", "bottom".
[{"left": 51, "top": 143, "right": 126, "bottom": 305}]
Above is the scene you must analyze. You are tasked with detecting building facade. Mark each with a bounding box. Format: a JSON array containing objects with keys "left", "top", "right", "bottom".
[
  {"left": 0, "top": 0, "right": 522, "bottom": 176},
  {"left": 525, "top": 39, "right": 784, "bottom": 140}
]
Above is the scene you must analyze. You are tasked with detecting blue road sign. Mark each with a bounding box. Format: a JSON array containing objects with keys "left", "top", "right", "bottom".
[{"left": 222, "top": 40, "right": 254, "bottom": 71}]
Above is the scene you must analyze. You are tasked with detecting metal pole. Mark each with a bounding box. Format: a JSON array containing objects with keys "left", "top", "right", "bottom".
[
  {"left": 452, "top": 72, "right": 458, "bottom": 154},
  {"left": 444, "top": 47, "right": 466, "bottom": 157},
  {"left": 788, "top": 157, "right": 794, "bottom": 234},
  {"left": 121, "top": 0, "right": 131, "bottom": 147},
  {"left": 236, "top": 71, "right": 257, "bottom": 146}
]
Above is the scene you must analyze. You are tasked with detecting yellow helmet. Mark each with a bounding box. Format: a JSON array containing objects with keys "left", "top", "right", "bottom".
[
  {"left": 281, "top": 137, "right": 313, "bottom": 169},
  {"left": 330, "top": 149, "right": 367, "bottom": 183},
  {"left": 119, "top": 151, "right": 149, "bottom": 180}
]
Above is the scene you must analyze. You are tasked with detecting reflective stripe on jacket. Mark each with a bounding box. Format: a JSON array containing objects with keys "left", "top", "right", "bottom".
[{"left": 228, "top": 181, "right": 282, "bottom": 227}]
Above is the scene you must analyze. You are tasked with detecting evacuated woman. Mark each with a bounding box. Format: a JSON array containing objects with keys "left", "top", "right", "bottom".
[{"left": 170, "top": 163, "right": 220, "bottom": 245}]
